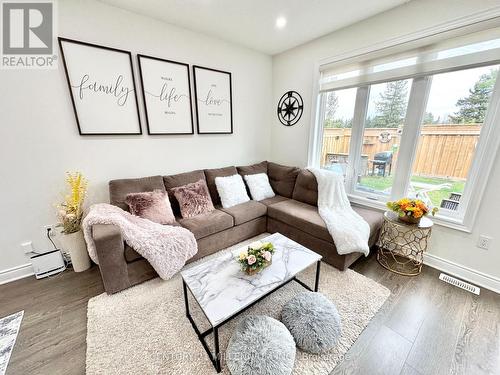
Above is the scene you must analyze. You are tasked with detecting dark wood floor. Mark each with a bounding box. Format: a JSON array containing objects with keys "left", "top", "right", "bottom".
[{"left": 1, "top": 254, "right": 499, "bottom": 375}]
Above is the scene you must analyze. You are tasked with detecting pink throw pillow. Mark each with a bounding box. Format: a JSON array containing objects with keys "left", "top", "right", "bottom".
[
  {"left": 171, "top": 179, "right": 215, "bottom": 218},
  {"left": 125, "top": 190, "right": 175, "bottom": 225}
]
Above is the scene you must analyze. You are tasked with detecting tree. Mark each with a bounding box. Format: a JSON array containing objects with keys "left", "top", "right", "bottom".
[
  {"left": 449, "top": 69, "right": 498, "bottom": 124},
  {"left": 325, "top": 92, "right": 338, "bottom": 120},
  {"left": 323, "top": 119, "right": 336, "bottom": 128},
  {"left": 340, "top": 118, "right": 353, "bottom": 128},
  {"left": 372, "top": 80, "right": 409, "bottom": 128},
  {"left": 423, "top": 112, "right": 435, "bottom": 124},
  {"left": 364, "top": 116, "right": 375, "bottom": 128},
  {"left": 323, "top": 92, "right": 353, "bottom": 128},
  {"left": 324, "top": 117, "right": 351, "bottom": 128}
]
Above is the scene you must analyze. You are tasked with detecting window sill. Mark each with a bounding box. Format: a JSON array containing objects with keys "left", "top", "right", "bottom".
[{"left": 348, "top": 194, "right": 472, "bottom": 233}]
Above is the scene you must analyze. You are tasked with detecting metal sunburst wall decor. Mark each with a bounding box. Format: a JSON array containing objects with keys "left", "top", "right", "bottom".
[{"left": 277, "top": 91, "right": 303, "bottom": 126}]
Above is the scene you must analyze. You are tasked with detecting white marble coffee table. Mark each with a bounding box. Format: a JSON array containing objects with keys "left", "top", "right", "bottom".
[{"left": 180, "top": 232, "right": 322, "bottom": 372}]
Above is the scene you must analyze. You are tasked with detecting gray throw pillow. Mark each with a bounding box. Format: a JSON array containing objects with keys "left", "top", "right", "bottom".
[{"left": 226, "top": 315, "right": 296, "bottom": 375}]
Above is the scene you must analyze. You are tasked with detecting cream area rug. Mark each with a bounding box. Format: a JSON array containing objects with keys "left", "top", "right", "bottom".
[{"left": 86, "top": 234, "right": 390, "bottom": 375}]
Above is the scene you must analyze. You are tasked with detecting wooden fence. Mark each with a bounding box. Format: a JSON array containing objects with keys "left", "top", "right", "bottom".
[{"left": 321, "top": 124, "right": 481, "bottom": 179}]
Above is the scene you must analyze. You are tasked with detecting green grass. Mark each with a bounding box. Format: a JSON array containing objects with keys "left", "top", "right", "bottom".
[
  {"left": 357, "top": 175, "right": 465, "bottom": 207},
  {"left": 358, "top": 175, "right": 394, "bottom": 191}
]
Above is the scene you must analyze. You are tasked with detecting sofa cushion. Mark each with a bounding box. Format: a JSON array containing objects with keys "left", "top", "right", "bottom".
[
  {"left": 163, "top": 170, "right": 206, "bottom": 216},
  {"left": 178, "top": 209, "right": 234, "bottom": 240},
  {"left": 352, "top": 206, "right": 385, "bottom": 239},
  {"left": 125, "top": 190, "right": 175, "bottom": 224},
  {"left": 243, "top": 173, "right": 275, "bottom": 201},
  {"left": 236, "top": 161, "right": 268, "bottom": 176},
  {"left": 220, "top": 201, "right": 267, "bottom": 225},
  {"left": 268, "top": 200, "right": 332, "bottom": 243},
  {"left": 109, "top": 176, "right": 166, "bottom": 211},
  {"left": 268, "top": 199, "right": 383, "bottom": 245},
  {"left": 237, "top": 161, "right": 268, "bottom": 197},
  {"left": 204, "top": 166, "right": 238, "bottom": 206},
  {"left": 292, "top": 170, "right": 318, "bottom": 206},
  {"left": 171, "top": 179, "right": 214, "bottom": 218},
  {"left": 259, "top": 195, "right": 290, "bottom": 206},
  {"left": 215, "top": 174, "right": 250, "bottom": 208},
  {"left": 267, "top": 162, "right": 300, "bottom": 198}
]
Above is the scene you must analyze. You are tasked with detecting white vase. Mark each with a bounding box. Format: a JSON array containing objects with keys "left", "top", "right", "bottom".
[{"left": 59, "top": 230, "right": 91, "bottom": 272}]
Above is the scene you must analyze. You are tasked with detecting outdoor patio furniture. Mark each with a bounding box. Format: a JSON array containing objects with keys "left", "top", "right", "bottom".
[
  {"left": 370, "top": 151, "right": 393, "bottom": 177},
  {"left": 440, "top": 192, "right": 462, "bottom": 211},
  {"left": 440, "top": 199, "right": 459, "bottom": 210},
  {"left": 409, "top": 181, "right": 455, "bottom": 209},
  {"left": 324, "top": 153, "right": 368, "bottom": 176},
  {"left": 324, "top": 163, "right": 348, "bottom": 176},
  {"left": 410, "top": 181, "right": 453, "bottom": 193}
]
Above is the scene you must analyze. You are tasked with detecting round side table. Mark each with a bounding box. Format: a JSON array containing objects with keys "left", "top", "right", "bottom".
[{"left": 376, "top": 211, "right": 433, "bottom": 276}]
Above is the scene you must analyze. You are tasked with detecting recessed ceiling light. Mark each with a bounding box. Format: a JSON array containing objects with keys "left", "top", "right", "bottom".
[{"left": 276, "top": 16, "right": 287, "bottom": 29}]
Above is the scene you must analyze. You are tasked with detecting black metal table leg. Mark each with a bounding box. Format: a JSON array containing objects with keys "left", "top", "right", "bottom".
[
  {"left": 183, "top": 280, "right": 189, "bottom": 316},
  {"left": 183, "top": 279, "right": 222, "bottom": 372},
  {"left": 182, "top": 258, "right": 323, "bottom": 373},
  {"left": 213, "top": 326, "right": 221, "bottom": 372},
  {"left": 314, "top": 260, "right": 321, "bottom": 292}
]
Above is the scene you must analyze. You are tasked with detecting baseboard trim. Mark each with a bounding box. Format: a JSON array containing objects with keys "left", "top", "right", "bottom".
[
  {"left": 2, "top": 254, "right": 498, "bottom": 294},
  {"left": 423, "top": 253, "right": 500, "bottom": 294},
  {"left": 0, "top": 263, "right": 34, "bottom": 285}
]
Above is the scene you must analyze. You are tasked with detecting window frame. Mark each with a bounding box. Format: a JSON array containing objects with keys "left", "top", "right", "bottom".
[
  {"left": 309, "top": 20, "right": 500, "bottom": 232},
  {"left": 347, "top": 77, "right": 427, "bottom": 202}
]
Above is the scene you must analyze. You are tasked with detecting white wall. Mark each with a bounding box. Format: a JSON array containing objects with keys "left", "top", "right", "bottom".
[
  {"left": 0, "top": 0, "right": 272, "bottom": 280},
  {"left": 271, "top": 0, "right": 500, "bottom": 284},
  {"left": 3, "top": 0, "right": 500, "bottom": 290}
]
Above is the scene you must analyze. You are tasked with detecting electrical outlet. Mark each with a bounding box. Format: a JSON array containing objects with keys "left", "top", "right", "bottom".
[
  {"left": 477, "top": 235, "right": 492, "bottom": 250},
  {"left": 44, "top": 224, "right": 57, "bottom": 237}
]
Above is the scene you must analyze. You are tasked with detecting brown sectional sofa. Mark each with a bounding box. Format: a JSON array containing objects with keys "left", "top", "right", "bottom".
[{"left": 92, "top": 161, "right": 383, "bottom": 294}]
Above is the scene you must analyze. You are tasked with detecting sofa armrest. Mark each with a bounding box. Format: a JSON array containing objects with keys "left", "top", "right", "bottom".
[{"left": 92, "top": 224, "right": 130, "bottom": 294}]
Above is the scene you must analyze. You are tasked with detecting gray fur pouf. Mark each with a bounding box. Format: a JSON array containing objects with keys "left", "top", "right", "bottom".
[
  {"left": 281, "top": 292, "right": 342, "bottom": 354},
  {"left": 226, "top": 315, "right": 296, "bottom": 375}
]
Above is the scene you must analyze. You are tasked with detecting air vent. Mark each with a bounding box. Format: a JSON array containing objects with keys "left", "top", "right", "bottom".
[{"left": 439, "top": 273, "right": 480, "bottom": 295}]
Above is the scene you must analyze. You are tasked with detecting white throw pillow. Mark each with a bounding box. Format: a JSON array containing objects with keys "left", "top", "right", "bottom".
[
  {"left": 244, "top": 173, "right": 275, "bottom": 201},
  {"left": 215, "top": 174, "right": 250, "bottom": 208}
]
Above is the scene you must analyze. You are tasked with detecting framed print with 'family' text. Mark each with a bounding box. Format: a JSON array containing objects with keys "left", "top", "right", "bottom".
[{"left": 58, "top": 37, "right": 141, "bottom": 135}]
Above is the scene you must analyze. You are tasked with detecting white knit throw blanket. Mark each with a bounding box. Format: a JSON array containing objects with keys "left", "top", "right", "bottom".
[
  {"left": 82, "top": 203, "right": 198, "bottom": 280},
  {"left": 308, "top": 168, "right": 370, "bottom": 256}
]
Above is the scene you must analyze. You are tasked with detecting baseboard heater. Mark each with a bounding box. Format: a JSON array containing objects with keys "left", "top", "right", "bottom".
[
  {"left": 439, "top": 273, "right": 480, "bottom": 295},
  {"left": 31, "top": 250, "right": 66, "bottom": 279}
]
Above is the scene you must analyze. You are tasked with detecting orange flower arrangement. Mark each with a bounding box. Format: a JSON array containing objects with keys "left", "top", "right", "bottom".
[{"left": 387, "top": 198, "right": 437, "bottom": 224}]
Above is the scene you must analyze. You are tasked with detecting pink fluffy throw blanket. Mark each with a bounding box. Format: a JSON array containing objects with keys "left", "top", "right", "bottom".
[{"left": 82, "top": 203, "right": 198, "bottom": 280}]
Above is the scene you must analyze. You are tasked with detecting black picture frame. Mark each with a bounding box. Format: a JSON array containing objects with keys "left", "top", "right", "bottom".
[
  {"left": 58, "top": 37, "right": 142, "bottom": 135},
  {"left": 137, "top": 54, "right": 194, "bottom": 135},
  {"left": 193, "top": 65, "right": 233, "bottom": 134}
]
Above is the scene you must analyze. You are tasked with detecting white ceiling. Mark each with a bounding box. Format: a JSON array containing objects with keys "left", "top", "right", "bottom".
[{"left": 99, "top": 0, "right": 410, "bottom": 55}]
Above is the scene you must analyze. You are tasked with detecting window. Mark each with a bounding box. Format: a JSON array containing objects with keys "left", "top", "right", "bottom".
[
  {"left": 313, "top": 25, "right": 500, "bottom": 230},
  {"left": 354, "top": 79, "right": 412, "bottom": 197},
  {"left": 410, "top": 66, "right": 497, "bottom": 214},
  {"left": 320, "top": 88, "right": 356, "bottom": 176}
]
